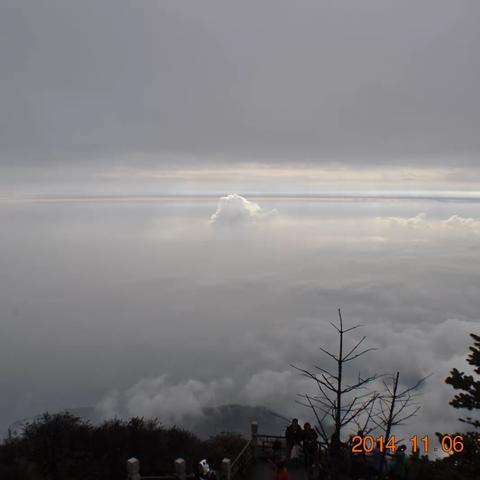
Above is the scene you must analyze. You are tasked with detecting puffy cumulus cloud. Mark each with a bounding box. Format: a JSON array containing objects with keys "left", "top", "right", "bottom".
[
  {"left": 376, "top": 212, "right": 429, "bottom": 229},
  {"left": 240, "top": 370, "right": 310, "bottom": 408},
  {"left": 368, "top": 319, "right": 475, "bottom": 383},
  {"left": 96, "top": 375, "right": 235, "bottom": 424},
  {"left": 376, "top": 212, "right": 480, "bottom": 237},
  {"left": 82, "top": 311, "right": 480, "bottom": 443},
  {"left": 234, "top": 315, "right": 480, "bottom": 440},
  {"left": 209, "top": 194, "right": 277, "bottom": 225},
  {"left": 441, "top": 214, "right": 480, "bottom": 234},
  {"left": 428, "top": 318, "right": 480, "bottom": 361},
  {"left": 95, "top": 369, "right": 313, "bottom": 427},
  {"left": 241, "top": 370, "right": 293, "bottom": 403},
  {"left": 364, "top": 317, "right": 479, "bottom": 442},
  {"left": 239, "top": 370, "right": 314, "bottom": 422}
]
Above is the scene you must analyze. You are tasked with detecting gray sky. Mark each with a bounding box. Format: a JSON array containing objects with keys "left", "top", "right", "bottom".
[
  {"left": 1, "top": 0, "right": 480, "bottom": 450},
  {"left": 1, "top": 0, "right": 480, "bottom": 171}
]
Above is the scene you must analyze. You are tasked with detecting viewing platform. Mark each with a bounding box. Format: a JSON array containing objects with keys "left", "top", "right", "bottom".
[{"left": 126, "top": 421, "right": 307, "bottom": 480}]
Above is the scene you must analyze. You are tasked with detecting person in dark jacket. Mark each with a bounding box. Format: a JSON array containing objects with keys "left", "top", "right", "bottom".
[
  {"left": 285, "top": 418, "right": 303, "bottom": 460},
  {"left": 302, "top": 422, "right": 318, "bottom": 477}
]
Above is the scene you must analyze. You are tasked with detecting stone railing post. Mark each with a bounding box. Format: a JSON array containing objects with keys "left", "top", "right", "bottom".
[
  {"left": 127, "top": 457, "right": 141, "bottom": 480},
  {"left": 174, "top": 458, "right": 186, "bottom": 480},
  {"left": 221, "top": 457, "right": 231, "bottom": 480},
  {"left": 251, "top": 421, "right": 258, "bottom": 442},
  {"left": 251, "top": 421, "right": 258, "bottom": 460}
]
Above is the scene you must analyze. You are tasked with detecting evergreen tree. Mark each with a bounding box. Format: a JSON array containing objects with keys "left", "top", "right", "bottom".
[
  {"left": 435, "top": 333, "right": 480, "bottom": 480},
  {"left": 445, "top": 333, "right": 480, "bottom": 428}
]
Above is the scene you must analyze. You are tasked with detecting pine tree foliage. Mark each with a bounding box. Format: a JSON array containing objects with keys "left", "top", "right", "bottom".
[{"left": 445, "top": 333, "right": 480, "bottom": 429}]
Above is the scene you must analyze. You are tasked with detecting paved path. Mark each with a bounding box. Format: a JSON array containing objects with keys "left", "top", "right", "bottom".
[{"left": 249, "top": 460, "right": 307, "bottom": 480}]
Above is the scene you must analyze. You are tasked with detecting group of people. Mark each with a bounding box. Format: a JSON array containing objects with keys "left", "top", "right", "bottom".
[
  {"left": 274, "top": 421, "right": 411, "bottom": 480},
  {"left": 267, "top": 418, "right": 315, "bottom": 480},
  {"left": 194, "top": 421, "right": 411, "bottom": 480},
  {"left": 285, "top": 419, "right": 319, "bottom": 467},
  {"left": 269, "top": 418, "right": 320, "bottom": 479}
]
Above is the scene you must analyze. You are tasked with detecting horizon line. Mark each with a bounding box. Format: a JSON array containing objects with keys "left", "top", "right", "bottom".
[{"left": 5, "top": 190, "right": 480, "bottom": 204}]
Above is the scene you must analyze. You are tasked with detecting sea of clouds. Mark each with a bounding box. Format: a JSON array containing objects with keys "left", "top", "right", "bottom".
[{"left": 1, "top": 194, "right": 479, "bottom": 446}]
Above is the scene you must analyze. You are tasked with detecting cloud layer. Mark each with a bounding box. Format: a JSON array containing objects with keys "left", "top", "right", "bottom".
[{"left": 1, "top": 196, "right": 479, "bottom": 446}]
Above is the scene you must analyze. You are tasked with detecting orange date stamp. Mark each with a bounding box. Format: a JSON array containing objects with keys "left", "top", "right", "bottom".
[{"left": 351, "top": 434, "right": 465, "bottom": 454}]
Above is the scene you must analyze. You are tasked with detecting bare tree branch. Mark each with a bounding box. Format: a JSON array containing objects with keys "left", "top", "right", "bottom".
[
  {"left": 343, "top": 336, "right": 367, "bottom": 361},
  {"left": 342, "top": 374, "right": 379, "bottom": 394},
  {"left": 343, "top": 325, "right": 364, "bottom": 334},
  {"left": 343, "top": 347, "right": 379, "bottom": 363},
  {"left": 314, "top": 365, "right": 339, "bottom": 381},
  {"left": 329, "top": 321, "right": 341, "bottom": 333},
  {"left": 305, "top": 394, "right": 330, "bottom": 444},
  {"left": 319, "top": 347, "right": 339, "bottom": 362}
]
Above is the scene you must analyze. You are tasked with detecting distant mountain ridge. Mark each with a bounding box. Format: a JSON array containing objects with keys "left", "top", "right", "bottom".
[
  {"left": 193, "top": 404, "right": 289, "bottom": 438},
  {"left": 7, "top": 404, "right": 289, "bottom": 440}
]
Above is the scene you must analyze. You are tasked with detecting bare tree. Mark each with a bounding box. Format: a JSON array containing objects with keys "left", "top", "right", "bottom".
[
  {"left": 292, "top": 309, "right": 379, "bottom": 446},
  {"left": 372, "top": 371, "right": 428, "bottom": 461},
  {"left": 376, "top": 372, "right": 428, "bottom": 438}
]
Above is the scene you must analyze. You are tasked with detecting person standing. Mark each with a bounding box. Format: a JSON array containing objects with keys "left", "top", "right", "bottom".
[
  {"left": 285, "top": 418, "right": 303, "bottom": 460},
  {"left": 302, "top": 422, "right": 318, "bottom": 477}
]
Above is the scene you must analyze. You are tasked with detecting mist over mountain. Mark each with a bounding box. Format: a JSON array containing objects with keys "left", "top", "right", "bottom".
[
  {"left": 193, "top": 405, "right": 288, "bottom": 438},
  {"left": 7, "top": 404, "right": 288, "bottom": 441}
]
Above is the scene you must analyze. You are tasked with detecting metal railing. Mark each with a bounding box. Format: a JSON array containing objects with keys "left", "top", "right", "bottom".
[
  {"left": 127, "top": 422, "right": 261, "bottom": 480},
  {"left": 230, "top": 438, "right": 254, "bottom": 479}
]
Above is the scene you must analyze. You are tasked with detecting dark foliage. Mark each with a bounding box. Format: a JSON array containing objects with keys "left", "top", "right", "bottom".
[
  {"left": 445, "top": 333, "right": 480, "bottom": 429},
  {"left": 432, "top": 332, "right": 480, "bottom": 480},
  {"left": 0, "top": 413, "right": 246, "bottom": 480}
]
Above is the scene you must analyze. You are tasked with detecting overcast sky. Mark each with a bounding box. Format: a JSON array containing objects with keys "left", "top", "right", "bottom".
[
  {"left": 1, "top": 1, "right": 480, "bottom": 176},
  {"left": 1, "top": 0, "right": 479, "bottom": 449}
]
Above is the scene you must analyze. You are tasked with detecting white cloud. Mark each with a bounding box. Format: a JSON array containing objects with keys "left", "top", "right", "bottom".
[
  {"left": 209, "top": 194, "right": 277, "bottom": 225},
  {"left": 241, "top": 370, "right": 293, "bottom": 404},
  {"left": 376, "top": 212, "right": 429, "bottom": 228},
  {"left": 95, "top": 369, "right": 313, "bottom": 426},
  {"left": 96, "top": 375, "right": 235, "bottom": 424},
  {"left": 376, "top": 212, "right": 480, "bottom": 236},
  {"left": 441, "top": 214, "right": 480, "bottom": 234}
]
